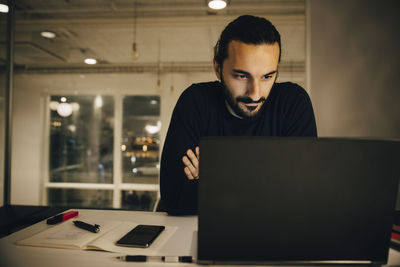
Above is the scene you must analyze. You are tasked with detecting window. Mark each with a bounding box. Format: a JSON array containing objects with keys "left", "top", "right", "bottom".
[
  {"left": 45, "top": 94, "right": 160, "bottom": 210},
  {"left": 121, "top": 96, "right": 161, "bottom": 210},
  {"left": 46, "top": 95, "right": 114, "bottom": 208}
]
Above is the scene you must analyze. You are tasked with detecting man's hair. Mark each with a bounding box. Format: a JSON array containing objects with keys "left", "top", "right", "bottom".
[{"left": 214, "top": 15, "right": 281, "bottom": 66}]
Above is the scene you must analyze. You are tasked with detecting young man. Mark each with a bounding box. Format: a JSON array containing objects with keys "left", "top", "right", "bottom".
[{"left": 160, "top": 15, "right": 317, "bottom": 215}]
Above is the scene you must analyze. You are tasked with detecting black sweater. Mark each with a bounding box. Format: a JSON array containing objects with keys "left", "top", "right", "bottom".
[{"left": 160, "top": 81, "right": 317, "bottom": 215}]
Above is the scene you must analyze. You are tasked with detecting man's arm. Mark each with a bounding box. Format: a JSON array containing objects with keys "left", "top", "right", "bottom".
[
  {"left": 282, "top": 84, "right": 317, "bottom": 137},
  {"left": 159, "top": 86, "right": 203, "bottom": 215}
]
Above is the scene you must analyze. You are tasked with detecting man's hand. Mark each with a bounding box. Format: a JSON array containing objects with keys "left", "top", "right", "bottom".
[{"left": 182, "top": 146, "right": 200, "bottom": 180}]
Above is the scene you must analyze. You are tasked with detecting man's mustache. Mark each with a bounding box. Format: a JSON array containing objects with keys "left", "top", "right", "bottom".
[{"left": 236, "top": 96, "right": 266, "bottom": 104}]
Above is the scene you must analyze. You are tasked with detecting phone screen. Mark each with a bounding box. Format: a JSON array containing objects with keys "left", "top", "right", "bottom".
[{"left": 116, "top": 224, "right": 165, "bottom": 248}]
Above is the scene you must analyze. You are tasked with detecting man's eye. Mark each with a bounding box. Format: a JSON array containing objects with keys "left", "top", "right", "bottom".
[
  {"left": 263, "top": 75, "right": 272, "bottom": 80},
  {"left": 234, "top": 74, "right": 248, "bottom": 79}
]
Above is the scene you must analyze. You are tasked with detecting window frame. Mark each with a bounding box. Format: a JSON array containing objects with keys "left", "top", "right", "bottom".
[{"left": 42, "top": 92, "right": 160, "bottom": 209}]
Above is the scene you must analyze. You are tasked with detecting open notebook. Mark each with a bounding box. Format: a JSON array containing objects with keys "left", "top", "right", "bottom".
[{"left": 18, "top": 219, "right": 177, "bottom": 254}]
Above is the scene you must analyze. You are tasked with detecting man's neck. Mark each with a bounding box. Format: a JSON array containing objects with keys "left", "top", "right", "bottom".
[{"left": 225, "top": 100, "right": 243, "bottom": 119}]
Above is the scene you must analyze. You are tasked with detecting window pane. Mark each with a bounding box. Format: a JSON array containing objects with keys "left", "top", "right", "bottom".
[
  {"left": 48, "top": 189, "right": 112, "bottom": 208},
  {"left": 121, "top": 190, "right": 157, "bottom": 211},
  {"left": 122, "top": 96, "right": 160, "bottom": 184},
  {"left": 49, "top": 95, "right": 114, "bottom": 184}
]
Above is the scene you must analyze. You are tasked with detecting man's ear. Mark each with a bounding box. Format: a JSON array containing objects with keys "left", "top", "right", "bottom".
[{"left": 213, "top": 60, "right": 221, "bottom": 81}]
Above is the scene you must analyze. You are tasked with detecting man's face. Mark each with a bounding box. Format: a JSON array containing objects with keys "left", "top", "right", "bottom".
[{"left": 214, "top": 40, "right": 280, "bottom": 118}]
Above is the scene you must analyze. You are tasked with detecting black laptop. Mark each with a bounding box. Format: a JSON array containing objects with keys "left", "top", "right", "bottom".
[{"left": 197, "top": 137, "right": 399, "bottom": 265}]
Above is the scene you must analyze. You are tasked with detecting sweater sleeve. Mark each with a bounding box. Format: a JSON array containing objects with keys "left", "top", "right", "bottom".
[
  {"left": 159, "top": 85, "right": 203, "bottom": 215},
  {"left": 282, "top": 84, "right": 318, "bottom": 137}
]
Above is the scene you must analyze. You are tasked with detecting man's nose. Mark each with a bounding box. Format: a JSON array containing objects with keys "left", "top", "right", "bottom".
[{"left": 247, "top": 79, "right": 262, "bottom": 101}]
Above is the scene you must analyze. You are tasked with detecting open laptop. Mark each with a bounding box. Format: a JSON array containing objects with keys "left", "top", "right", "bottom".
[{"left": 197, "top": 137, "right": 399, "bottom": 265}]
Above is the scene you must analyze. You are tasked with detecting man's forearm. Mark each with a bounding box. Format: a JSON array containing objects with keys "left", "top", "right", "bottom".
[
  {"left": 161, "top": 179, "right": 198, "bottom": 215},
  {"left": 160, "top": 142, "right": 199, "bottom": 215}
]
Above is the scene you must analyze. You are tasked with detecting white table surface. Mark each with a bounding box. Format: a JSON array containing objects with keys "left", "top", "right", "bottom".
[{"left": 0, "top": 209, "right": 399, "bottom": 267}]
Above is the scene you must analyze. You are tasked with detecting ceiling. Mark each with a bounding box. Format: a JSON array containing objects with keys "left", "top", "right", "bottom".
[
  {"left": 13, "top": 0, "right": 304, "bottom": 19},
  {"left": 0, "top": 0, "right": 306, "bottom": 74}
]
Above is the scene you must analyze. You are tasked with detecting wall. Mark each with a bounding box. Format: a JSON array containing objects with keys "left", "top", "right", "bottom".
[
  {"left": 308, "top": 0, "right": 400, "bottom": 137},
  {"left": 0, "top": 8, "right": 7, "bottom": 207},
  {"left": 307, "top": 0, "right": 400, "bottom": 209}
]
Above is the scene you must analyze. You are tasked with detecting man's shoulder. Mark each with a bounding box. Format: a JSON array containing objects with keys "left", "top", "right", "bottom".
[
  {"left": 177, "top": 81, "right": 222, "bottom": 106},
  {"left": 183, "top": 81, "right": 221, "bottom": 97},
  {"left": 274, "top": 82, "right": 307, "bottom": 95},
  {"left": 174, "top": 81, "right": 221, "bottom": 113},
  {"left": 271, "top": 82, "right": 310, "bottom": 102}
]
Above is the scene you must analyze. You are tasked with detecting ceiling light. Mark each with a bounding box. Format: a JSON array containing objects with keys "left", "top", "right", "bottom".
[
  {"left": 41, "top": 31, "right": 56, "bottom": 39},
  {"left": 95, "top": 95, "right": 103, "bottom": 108},
  {"left": 131, "top": 0, "right": 139, "bottom": 61},
  {"left": 0, "top": 4, "right": 9, "bottom": 13},
  {"left": 57, "top": 103, "right": 73, "bottom": 117},
  {"left": 208, "top": 0, "right": 227, "bottom": 10},
  {"left": 145, "top": 121, "right": 161, "bottom": 134},
  {"left": 67, "top": 125, "right": 76, "bottom": 132},
  {"left": 84, "top": 58, "right": 97, "bottom": 65},
  {"left": 131, "top": 43, "right": 139, "bottom": 61}
]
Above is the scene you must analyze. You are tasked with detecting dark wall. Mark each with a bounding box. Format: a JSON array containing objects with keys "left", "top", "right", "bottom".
[
  {"left": 309, "top": 0, "right": 400, "bottom": 138},
  {"left": 0, "top": 8, "right": 7, "bottom": 207}
]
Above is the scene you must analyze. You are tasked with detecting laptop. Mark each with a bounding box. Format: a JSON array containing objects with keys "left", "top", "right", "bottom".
[{"left": 197, "top": 137, "right": 400, "bottom": 265}]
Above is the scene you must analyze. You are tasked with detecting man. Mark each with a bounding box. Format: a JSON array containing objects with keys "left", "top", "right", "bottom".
[{"left": 160, "top": 15, "right": 317, "bottom": 215}]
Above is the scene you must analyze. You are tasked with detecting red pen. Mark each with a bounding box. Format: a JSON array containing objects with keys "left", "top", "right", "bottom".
[{"left": 46, "top": 211, "right": 79, "bottom": 225}]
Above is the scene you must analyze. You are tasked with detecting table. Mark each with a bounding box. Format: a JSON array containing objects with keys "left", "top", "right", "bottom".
[{"left": 0, "top": 209, "right": 399, "bottom": 267}]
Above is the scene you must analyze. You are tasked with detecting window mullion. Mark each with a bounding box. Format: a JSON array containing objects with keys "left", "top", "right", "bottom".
[
  {"left": 42, "top": 94, "right": 51, "bottom": 205},
  {"left": 113, "top": 94, "right": 123, "bottom": 208}
]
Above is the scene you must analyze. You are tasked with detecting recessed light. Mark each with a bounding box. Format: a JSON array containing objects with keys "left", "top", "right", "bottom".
[
  {"left": 41, "top": 31, "right": 56, "bottom": 39},
  {"left": 0, "top": 4, "right": 9, "bottom": 13},
  {"left": 208, "top": 0, "right": 227, "bottom": 10},
  {"left": 84, "top": 58, "right": 97, "bottom": 65}
]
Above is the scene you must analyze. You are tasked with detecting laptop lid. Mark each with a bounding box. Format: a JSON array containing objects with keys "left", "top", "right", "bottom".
[{"left": 197, "top": 137, "right": 399, "bottom": 265}]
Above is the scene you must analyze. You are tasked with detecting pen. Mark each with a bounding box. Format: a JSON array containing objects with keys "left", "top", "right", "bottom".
[
  {"left": 46, "top": 211, "right": 79, "bottom": 225},
  {"left": 73, "top": 220, "right": 100, "bottom": 233},
  {"left": 116, "top": 255, "right": 194, "bottom": 263}
]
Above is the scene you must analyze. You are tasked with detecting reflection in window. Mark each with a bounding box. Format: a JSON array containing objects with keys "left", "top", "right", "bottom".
[
  {"left": 48, "top": 188, "right": 112, "bottom": 208},
  {"left": 48, "top": 95, "right": 114, "bottom": 207},
  {"left": 122, "top": 96, "right": 160, "bottom": 185},
  {"left": 121, "top": 190, "right": 157, "bottom": 211},
  {"left": 46, "top": 94, "right": 160, "bottom": 210},
  {"left": 49, "top": 95, "right": 114, "bottom": 184},
  {"left": 121, "top": 96, "right": 160, "bottom": 211}
]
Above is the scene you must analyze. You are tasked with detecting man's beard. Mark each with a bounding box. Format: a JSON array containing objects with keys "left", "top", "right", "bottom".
[{"left": 220, "top": 76, "right": 267, "bottom": 120}]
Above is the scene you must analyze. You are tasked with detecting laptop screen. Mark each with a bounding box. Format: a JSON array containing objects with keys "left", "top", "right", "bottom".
[{"left": 197, "top": 137, "right": 399, "bottom": 265}]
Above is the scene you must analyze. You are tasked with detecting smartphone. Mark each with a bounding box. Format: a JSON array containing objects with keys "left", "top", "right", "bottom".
[{"left": 116, "top": 224, "right": 165, "bottom": 248}]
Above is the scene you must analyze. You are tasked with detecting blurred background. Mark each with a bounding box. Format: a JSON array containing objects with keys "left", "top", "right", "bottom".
[{"left": 0, "top": 0, "right": 399, "bottom": 211}]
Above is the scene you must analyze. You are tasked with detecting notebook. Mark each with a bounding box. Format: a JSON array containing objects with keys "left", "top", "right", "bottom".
[{"left": 197, "top": 137, "right": 400, "bottom": 265}]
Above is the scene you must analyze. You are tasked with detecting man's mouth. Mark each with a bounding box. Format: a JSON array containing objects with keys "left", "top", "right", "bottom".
[
  {"left": 244, "top": 103, "right": 258, "bottom": 111},
  {"left": 237, "top": 98, "right": 264, "bottom": 112}
]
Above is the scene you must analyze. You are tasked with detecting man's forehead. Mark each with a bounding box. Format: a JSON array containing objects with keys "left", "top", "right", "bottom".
[
  {"left": 225, "top": 41, "right": 280, "bottom": 72},
  {"left": 227, "top": 40, "right": 279, "bottom": 56}
]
